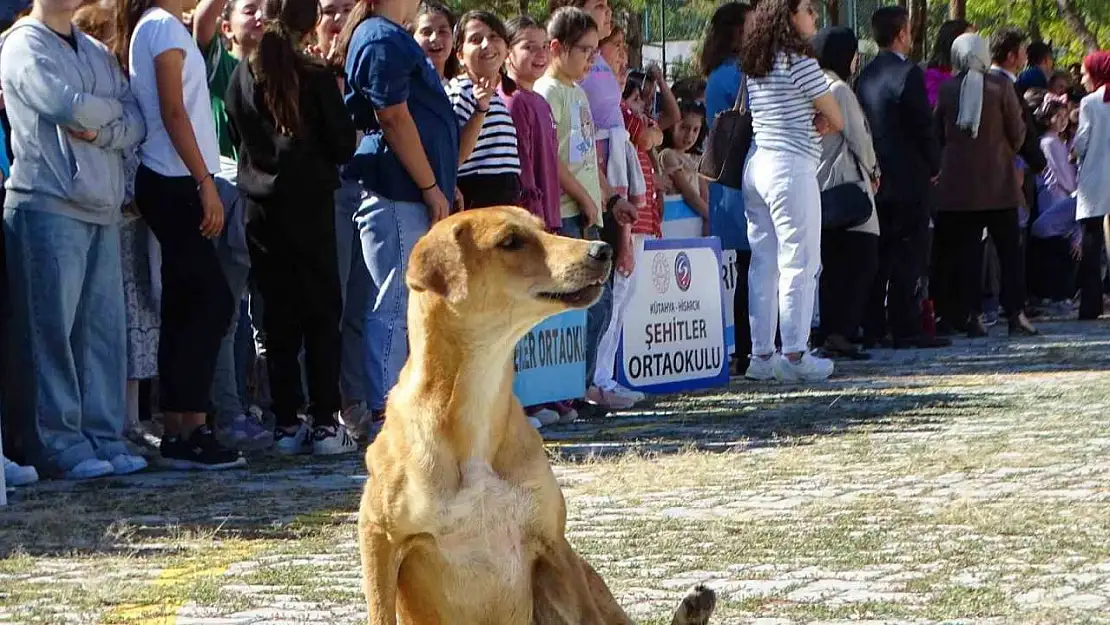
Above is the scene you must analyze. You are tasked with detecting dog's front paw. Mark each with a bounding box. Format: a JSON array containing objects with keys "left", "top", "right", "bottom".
[{"left": 670, "top": 584, "right": 716, "bottom": 625}]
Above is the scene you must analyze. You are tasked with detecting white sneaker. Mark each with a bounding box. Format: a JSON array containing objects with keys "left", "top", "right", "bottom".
[
  {"left": 745, "top": 355, "right": 778, "bottom": 381},
  {"left": 274, "top": 424, "right": 312, "bottom": 455},
  {"left": 527, "top": 417, "right": 544, "bottom": 429},
  {"left": 312, "top": 424, "right": 358, "bottom": 456},
  {"left": 64, "top": 458, "right": 115, "bottom": 480},
  {"left": 3, "top": 455, "right": 39, "bottom": 486},
  {"left": 608, "top": 384, "right": 645, "bottom": 403},
  {"left": 774, "top": 352, "right": 835, "bottom": 383},
  {"left": 585, "top": 386, "right": 636, "bottom": 410},
  {"left": 531, "top": 408, "right": 561, "bottom": 426},
  {"left": 108, "top": 454, "right": 148, "bottom": 475}
]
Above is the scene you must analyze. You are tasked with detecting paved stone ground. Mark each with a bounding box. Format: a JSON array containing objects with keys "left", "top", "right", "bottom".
[{"left": 4, "top": 319, "right": 1110, "bottom": 624}]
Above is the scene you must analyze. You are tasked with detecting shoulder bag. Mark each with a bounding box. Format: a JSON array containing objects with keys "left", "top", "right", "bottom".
[
  {"left": 820, "top": 139, "right": 873, "bottom": 231},
  {"left": 698, "top": 73, "right": 752, "bottom": 190}
]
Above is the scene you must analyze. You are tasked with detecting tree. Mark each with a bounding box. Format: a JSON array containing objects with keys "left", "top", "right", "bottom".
[
  {"left": 949, "top": 0, "right": 966, "bottom": 19},
  {"left": 1054, "top": 0, "right": 1101, "bottom": 51},
  {"left": 910, "top": 0, "right": 928, "bottom": 60}
]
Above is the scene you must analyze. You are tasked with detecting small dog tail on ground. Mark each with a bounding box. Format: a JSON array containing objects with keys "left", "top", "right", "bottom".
[{"left": 671, "top": 584, "right": 716, "bottom": 625}]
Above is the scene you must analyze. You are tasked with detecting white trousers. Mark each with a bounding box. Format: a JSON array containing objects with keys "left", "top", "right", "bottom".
[
  {"left": 742, "top": 147, "right": 822, "bottom": 356},
  {"left": 593, "top": 233, "right": 650, "bottom": 390}
]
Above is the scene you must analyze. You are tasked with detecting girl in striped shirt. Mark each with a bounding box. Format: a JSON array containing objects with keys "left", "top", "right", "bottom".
[
  {"left": 737, "top": 0, "right": 843, "bottom": 383},
  {"left": 446, "top": 11, "right": 522, "bottom": 209}
]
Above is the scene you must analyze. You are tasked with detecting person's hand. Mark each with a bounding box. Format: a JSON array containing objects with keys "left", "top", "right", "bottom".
[
  {"left": 422, "top": 184, "right": 450, "bottom": 224},
  {"left": 701, "top": 217, "right": 711, "bottom": 237},
  {"left": 198, "top": 176, "right": 225, "bottom": 238},
  {"left": 871, "top": 175, "right": 881, "bottom": 194},
  {"left": 580, "top": 197, "right": 601, "bottom": 229},
  {"left": 645, "top": 63, "right": 663, "bottom": 84},
  {"left": 454, "top": 186, "right": 465, "bottom": 212},
  {"left": 930, "top": 174, "right": 941, "bottom": 186},
  {"left": 814, "top": 113, "right": 832, "bottom": 136},
  {"left": 67, "top": 127, "right": 97, "bottom": 142},
  {"left": 1072, "top": 240, "right": 1083, "bottom": 261},
  {"left": 472, "top": 75, "right": 495, "bottom": 112},
  {"left": 304, "top": 43, "right": 326, "bottom": 60},
  {"left": 616, "top": 233, "right": 635, "bottom": 277},
  {"left": 612, "top": 197, "right": 638, "bottom": 226}
]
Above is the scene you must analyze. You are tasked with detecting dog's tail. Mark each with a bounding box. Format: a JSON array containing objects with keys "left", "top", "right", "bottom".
[{"left": 670, "top": 584, "right": 716, "bottom": 625}]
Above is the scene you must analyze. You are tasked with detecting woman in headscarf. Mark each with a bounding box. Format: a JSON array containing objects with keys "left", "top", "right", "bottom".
[
  {"left": 933, "top": 33, "right": 1038, "bottom": 338},
  {"left": 811, "top": 26, "right": 880, "bottom": 360},
  {"left": 1072, "top": 51, "right": 1110, "bottom": 319}
]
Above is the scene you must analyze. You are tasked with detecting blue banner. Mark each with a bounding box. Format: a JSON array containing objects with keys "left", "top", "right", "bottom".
[{"left": 512, "top": 310, "right": 588, "bottom": 407}]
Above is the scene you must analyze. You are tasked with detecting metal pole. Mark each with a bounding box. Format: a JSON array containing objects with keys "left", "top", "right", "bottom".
[{"left": 660, "top": 0, "right": 667, "bottom": 79}]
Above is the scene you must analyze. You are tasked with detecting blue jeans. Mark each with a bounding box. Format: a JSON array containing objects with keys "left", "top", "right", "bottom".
[
  {"left": 559, "top": 216, "right": 613, "bottom": 386},
  {"left": 3, "top": 206, "right": 128, "bottom": 473},
  {"left": 211, "top": 253, "right": 250, "bottom": 426},
  {"left": 336, "top": 178, "right": 373, "bottom": 407},
  {"left": 356, "top": 191, "right": 430, "bottom": 411}
]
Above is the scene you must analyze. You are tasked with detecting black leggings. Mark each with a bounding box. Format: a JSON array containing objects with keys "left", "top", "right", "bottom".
[
  {"left": 245, "top": 192, "right": 342, "bottom": 428},
  {"left": 135, "top": 166, "right": 235, "bottom": 413}
]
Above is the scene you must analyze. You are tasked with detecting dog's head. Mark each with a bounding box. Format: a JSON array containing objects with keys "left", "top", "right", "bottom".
[{"left": 407, "top": 207, "right": 611, "bottom": 326}]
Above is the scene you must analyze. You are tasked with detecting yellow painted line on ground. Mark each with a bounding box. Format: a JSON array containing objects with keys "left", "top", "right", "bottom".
[{"left": 105, "top": 544, "right": 258, "bottom": 625}]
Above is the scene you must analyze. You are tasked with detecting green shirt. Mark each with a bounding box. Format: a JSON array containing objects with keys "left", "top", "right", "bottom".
[{"left": 203, "top": 36, "right": 238, "bottom": 159}]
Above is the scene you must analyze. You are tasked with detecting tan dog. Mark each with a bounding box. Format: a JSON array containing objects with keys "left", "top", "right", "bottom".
[{"left": 358, "top": 207, "right": 715, "bottom": 624}]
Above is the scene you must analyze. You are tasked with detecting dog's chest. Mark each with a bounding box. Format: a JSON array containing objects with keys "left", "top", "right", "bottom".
[{"left": 434, "top": 459, "right": 537, "bottom": 584}]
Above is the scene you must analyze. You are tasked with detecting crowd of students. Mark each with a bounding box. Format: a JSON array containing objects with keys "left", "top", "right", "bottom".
[{"left": 1, "top": 0, "right": 1109, "bottom": 489}]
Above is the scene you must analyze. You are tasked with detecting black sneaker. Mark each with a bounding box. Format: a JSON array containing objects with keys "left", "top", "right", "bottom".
[{"left": 161, "top": 425, "right": 247, "bottom": 471}]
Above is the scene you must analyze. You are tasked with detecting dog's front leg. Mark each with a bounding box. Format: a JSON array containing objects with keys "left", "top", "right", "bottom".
[{"left": 360, "top": 520, "right": 399, "bottom": 625}]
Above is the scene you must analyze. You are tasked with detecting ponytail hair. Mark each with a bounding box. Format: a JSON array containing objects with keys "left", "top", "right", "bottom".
[
  {"left": 112, "top": 0, "right": 159, "bottom": 72},
  {"left": 251, "top": 0, "right": 318, "bottom": 136}
]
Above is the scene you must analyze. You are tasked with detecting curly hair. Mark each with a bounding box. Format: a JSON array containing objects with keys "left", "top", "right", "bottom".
[{"left": 738, "top": 0, "right": 812, "bottom": 78}]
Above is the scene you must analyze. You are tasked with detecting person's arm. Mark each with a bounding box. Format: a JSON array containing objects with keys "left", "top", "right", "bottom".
[
  {"left": 4, "top": 35, "right": 122, "bottom": 132},
  {"left": 509, "top": 96, "right": 543, "bottom": 218},
  {"left": 1000, "top": 81, "right": 1027, "bottom": 155},
  {"left": 90, "top": 66, "right": 146, "bottom": 151},
  {"left": 314, "top": 69, "right": 357, "bottom": 165},
  {"left": 155, "top": 50, "right": 211, "bottom": 185},
  {"left": 154, "top": 47, "right": 223, "bottom": 236},
  {"left": 558, "top": 161, "right": 599, "bottom": 225},
  {"left": 650, "top": 66, "right": 680, "bottom": 131},
  {"left": 901, "top": 64, "right": 941, "bottom": 177},
  {"left": 450, "top": 79, "right": 489, "bottom": 166},
  {"left": 833, "top": 82, "right": 879, "bottom": 180},
  {"left": 662, "top": 150, "right": 708, "bottom": 219},
  {"left": 1073, "top": 98, "right": 1092, "bottom": 163},
  {"left": 192, "top": 0, "right": 226, "bottom": 51},
  {"left": 792, "top": 56, "right": 842, "bottom": 133}
]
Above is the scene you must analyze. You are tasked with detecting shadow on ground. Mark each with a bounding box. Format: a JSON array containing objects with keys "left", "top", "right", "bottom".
[{"left": 3, "top": 320, "right": 1107, "bottom": 560}]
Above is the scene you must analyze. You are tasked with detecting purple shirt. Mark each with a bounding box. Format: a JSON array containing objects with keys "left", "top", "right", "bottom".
[
  {"left": 501, "top": 86, "right": 562, "bottom": 231},
  {"left": 579, "top": 55, "right": 623, "bottom": 163},
  {"left": 1040, "top": 133, "right": 1077, "bottom": 197}
]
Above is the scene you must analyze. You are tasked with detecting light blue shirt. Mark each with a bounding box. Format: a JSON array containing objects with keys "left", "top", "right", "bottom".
[{"left": 705, "top": 59, "right": 749, "bottom": 251}]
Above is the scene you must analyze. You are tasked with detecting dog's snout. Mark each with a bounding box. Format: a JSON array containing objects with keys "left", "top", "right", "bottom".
[{"left": 587, "top": 241, "right": 613, "bottom": 263}]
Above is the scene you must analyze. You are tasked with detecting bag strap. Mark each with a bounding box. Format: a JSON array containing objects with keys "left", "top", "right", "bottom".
[{"left": 732, "top": 74, "right": 749, "bottom": 114}]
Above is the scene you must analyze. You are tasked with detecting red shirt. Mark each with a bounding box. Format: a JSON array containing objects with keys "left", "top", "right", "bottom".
[{"left": 621, "top": 103, "right": 662, "bottom": 237}]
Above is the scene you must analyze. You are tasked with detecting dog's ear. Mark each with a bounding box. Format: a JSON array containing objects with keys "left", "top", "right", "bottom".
[{"left": 407, "top": 222, "right": 468, "bottom": 303}]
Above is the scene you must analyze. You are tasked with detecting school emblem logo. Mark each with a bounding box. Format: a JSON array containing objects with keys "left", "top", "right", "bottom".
[
  {"left": 675, "top": 252, "right": 692, "bottom": 292},
  {"left": 652, "top": 253, "right": 670, "bottom": 295}
]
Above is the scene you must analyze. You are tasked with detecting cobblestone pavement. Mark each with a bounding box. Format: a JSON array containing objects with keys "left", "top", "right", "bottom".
[{"left": 4, "top": 319, "right": 1110, "bottom": 624}]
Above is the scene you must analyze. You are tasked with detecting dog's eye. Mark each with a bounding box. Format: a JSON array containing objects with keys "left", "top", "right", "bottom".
[{"left": 499, "top": 234, "right": 525, "bottom": 251}]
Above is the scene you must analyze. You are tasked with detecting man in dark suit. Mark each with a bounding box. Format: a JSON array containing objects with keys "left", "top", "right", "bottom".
[
  {"left": 989, "top": 28, "right": 1047, "bottom": 327},
  {"left": 856, "top": 6, "right": 949, "bottom": 349}
]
